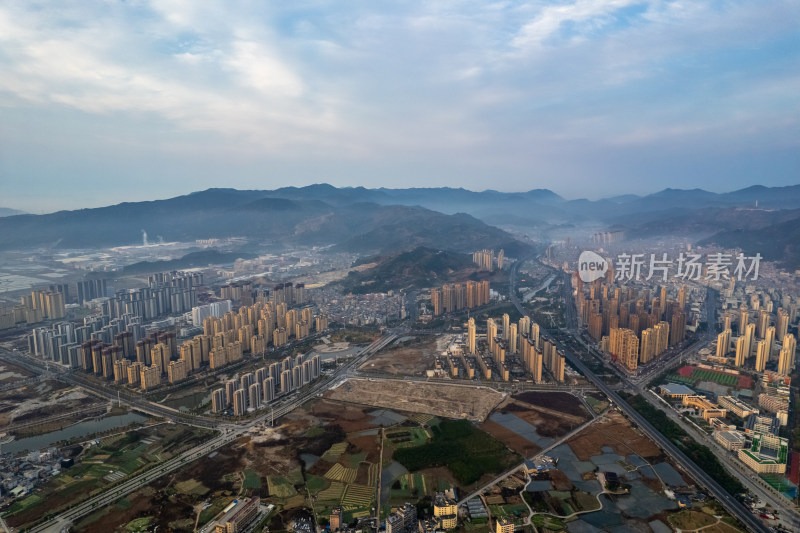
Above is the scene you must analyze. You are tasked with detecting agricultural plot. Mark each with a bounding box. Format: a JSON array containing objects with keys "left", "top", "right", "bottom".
[
  {"left": 306, "top": 475, "right": 329, "bottom": 493},
  {"left": 3, "top": 425, "right": 215, "bottom": 531},
  {"left": 267, "top": 475, "right": 297, "bottom": 498},
  {"left": 325, "top": 463, "right": 358, "bottom": 483},
  {"left": 342, "top": 484, "right": 374, "bottom": 509},
  {"left": 318, "top": 482, "right": 346, "bottom": 502},
  {"left": 243, "top": 469, "right": 263, "bottom": 490},
  {"left": 368, "top": 463, "right": 379, "bottom": 486},
  {"left": 410, "top": 413, "right": 434, "bottom": 425},
  {"left": 321, "top": 442, "right": 349, "bottom": 462},
  {"left": 174, "top": 479, "right": 210, "bottom": 497},
  {"left": 385, "top": 427, "right": 429, "bottom": 449}
]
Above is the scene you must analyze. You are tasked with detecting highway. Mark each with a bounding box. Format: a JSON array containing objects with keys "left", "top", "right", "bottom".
[
  {"left": 508, "top": 259, "right": 773, "bottom": 533},
  {"left": 20, "top": 333, "right": 397, "bottom": 533}
]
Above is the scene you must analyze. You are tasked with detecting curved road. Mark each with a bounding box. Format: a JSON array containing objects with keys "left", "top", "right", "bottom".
[{"left": 508, "top": 259, "right": 771, "bottom": 533}]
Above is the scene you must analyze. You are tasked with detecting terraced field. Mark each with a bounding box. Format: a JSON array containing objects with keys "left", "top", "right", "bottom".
[
  {"left": 322, "top": 442, "right": 349, "bottom": 462},
  {"left": 325, "top": 463, "right": 357, "bottom": 483},
  {"left": 342, "top": 484, "right": 374, "bottom": 509},
  {"left": 318, "top": 482, "right": 346, "bottom": 501}
]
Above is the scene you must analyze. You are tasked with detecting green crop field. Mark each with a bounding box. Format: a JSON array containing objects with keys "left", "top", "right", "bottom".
[
  {"left": 243, "top": 469, "right": 263, "bottom": 489},
  {"left": 393, "top": 419, "right": 520, "bottom": 486},
  {"left": 306, "top": 475, "right": 329, "bottom": 493},
  {"left": 267, "top": 476, "right": 297, "bottom": 498}
]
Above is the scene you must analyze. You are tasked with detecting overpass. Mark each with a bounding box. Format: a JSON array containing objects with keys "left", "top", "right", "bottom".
[{"left": 23, "top": 333, "right": 397, "bottom": 532}]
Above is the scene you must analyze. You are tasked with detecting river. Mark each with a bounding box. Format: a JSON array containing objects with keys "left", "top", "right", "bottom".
[{"left": 1, "top": 412, "right": 147, "bottom": 455}]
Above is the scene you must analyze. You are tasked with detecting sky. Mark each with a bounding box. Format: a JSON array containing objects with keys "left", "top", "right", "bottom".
[{"left": 0, "top": 1, "right": 798, "bottom": 213}]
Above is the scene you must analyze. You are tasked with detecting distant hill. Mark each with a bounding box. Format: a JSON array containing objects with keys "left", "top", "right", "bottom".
[
  {"left": 3, "top": 183, "right": 797, "bottom": 254},
  {"left": 605, "top": 207, "right": 800, "bottom": 240},
  {"left": 0, "top": 190, "right": 522, "bottom": 255},
  {"left": 700, "top": 216, "right": 800, "bottom": 270},
  {"left": 0, "top": 207, "right": 25, "bottom": 217},
  {"left": 337, "top": 247, "right": 478, "bottom": 294}
]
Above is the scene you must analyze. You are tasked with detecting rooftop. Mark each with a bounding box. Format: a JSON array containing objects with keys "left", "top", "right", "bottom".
[{"left": 660, "top": 383, "right": 695, "bottom": 396}]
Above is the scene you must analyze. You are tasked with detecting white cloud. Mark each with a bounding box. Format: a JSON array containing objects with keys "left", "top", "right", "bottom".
[{"left": 0, "top": 0, "right": 797, "bottom": 209}]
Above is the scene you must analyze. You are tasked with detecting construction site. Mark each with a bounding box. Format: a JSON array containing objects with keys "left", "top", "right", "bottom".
[{"left": 324, "top": 378, "right": 505, "bottom": 421}]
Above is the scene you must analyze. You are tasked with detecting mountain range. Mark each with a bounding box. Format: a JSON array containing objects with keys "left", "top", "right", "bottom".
[
  {"left": 0, "top": 189, "right": 526, "bottom": 256},
  {"left": 1, "top": 183, "right": 798, "bottom": 268},
  {"left": 0, "top": 207, "right": 26, "bottom": 217}
]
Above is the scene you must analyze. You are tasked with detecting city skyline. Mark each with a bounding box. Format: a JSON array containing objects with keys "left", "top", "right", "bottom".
[{"left": 1, "top": 1, "right": 798, "bottom": 213}]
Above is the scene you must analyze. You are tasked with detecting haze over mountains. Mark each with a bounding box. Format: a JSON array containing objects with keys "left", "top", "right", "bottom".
[
  {"left": 0, "top": 207, "right": 26, "bottom": 217},
  {"left": 1, "top": 184, "right": 798, "bottom": 267}
]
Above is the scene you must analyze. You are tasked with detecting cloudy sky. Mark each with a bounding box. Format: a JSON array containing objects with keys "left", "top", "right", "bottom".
[{"left": 1, "top": 1, "right": 798, "bottom": 213}]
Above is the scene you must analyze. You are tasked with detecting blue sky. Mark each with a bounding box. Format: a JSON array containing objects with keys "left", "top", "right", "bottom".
[{"left": 0, "top": 0, "right": 798, "bottom": 213}]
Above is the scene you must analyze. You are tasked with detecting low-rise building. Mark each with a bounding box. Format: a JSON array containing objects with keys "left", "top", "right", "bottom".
[
  {"left": 714, "top": 430, "right": 746, "bottom": 451},
  {"left": 213, "top": 497, "right": 260, "bottom": 533},
  {"left": 659, "top": 383, "right": 695, "bottom": 400},
  {"left": 682, "top": 395, "right": 727, "bottom": 420},
  {"left": 737, "top": 433, "right": 788, "bottom": 475},
  {"left": 718, "top": 396, "right": 758, "bottom": 418},
  {"left": 745, "top": 414, "right": 781, "bottom": 436}
]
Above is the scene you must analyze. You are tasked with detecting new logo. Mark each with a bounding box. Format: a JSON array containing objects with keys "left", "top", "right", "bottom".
[{"left": 578, "top": 251, "right": 608, "bottom": 283}]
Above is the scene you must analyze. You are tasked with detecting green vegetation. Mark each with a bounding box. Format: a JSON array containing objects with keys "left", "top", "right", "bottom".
[
  {"left": 305, "top": 426, "right": 325, "bottom": 438},
  {"left": 306, "top": 474, "right": 329, "bottom": 493},
  {"left": 116, "top": 498, "right": 132, "bottom": 510},
  {"left": 584, "top": 395, "right": 609, "bottom": 414},
  {"left": 338, "top": 247, "right": 475, "bottom": 294},
  {"left": 330, "top": 328, "right": 380, "bottom": 344},
  {"left": 126, "top": 517, "right": 154, "bottom": 532},
  {"left": 2, "top": 494, "right": 43, "bottom": 516},
  {"left": 243, "top": 469, "right": 263, "bottom": 490},
  {"left": 625, "top": 395, "right": 745, "bottom": 495},
  {"left": 2, "top": 425, "right": 215, "bottom": 530},
  {"left": 199, "top": 498, "right": 233, "bottom": 526},
  {"left": 393, "top": 419, "right": 519, "bottom": 485},
  {"left": 531, "top": 514, "right": 565, "bottom": 530},
  {"left": 668, "top": 510, "right": 716, "bottom": 530},
  {"left": 267, "top": 476, "right": 298, "bottom": 498},
  {"left": 666, "top": 368, "right": 740, "bottom": 387}
]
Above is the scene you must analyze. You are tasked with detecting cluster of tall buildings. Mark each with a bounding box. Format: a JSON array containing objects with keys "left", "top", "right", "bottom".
[
  {"left": 715, "top": 304, "right": 797, "bottom": 375},
  {"left": 0, "top": 289, "right": 67, "bottom": 330},
  {"left": 191, "top": 300, "right": 233, "bottom": 327},
  {"left": 430, "top": 281, "right": 490, "bottom": 316},
  {"left": 30, "top": 294, "right": 328, "bottom": 392},
  {"left": 102, "top": 272, "right": 202, "bottom": 321},
  {"left": 29, "top": 313, "right": 144, "bottom": 368},
  {"left": 576, "top": 277, "right": 687, "bottom": 372},
  {"left": 464, "top": 314, "right": 565, "bottom": 383},
  {"left": 211, "top": 353, "right": 321, "bottom": 416},
  {"left": 219, "top": 280, "right": 305, "bottom": 308},
  {"left": 1, "top": 278, "right": 113, "bottom": 330},
  {"left": 472, "top": 249, "right": 504, "bottom": 271},
  {"left": 592, "top": 231, "right": 624, "bottom": 244}
]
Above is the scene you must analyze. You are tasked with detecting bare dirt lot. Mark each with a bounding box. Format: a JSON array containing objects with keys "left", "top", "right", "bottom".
[
  {"left": 567, "top": 410, "right": 661, "bottom": 460},
  {"left": 479, "top": 418, "right": 542, "bottom": 457},
  {"left": 513, "top": 391, "right": 590, "bottom": 419},
  {"left": 324, "top": 378, "right": 504, "bottom": 421},
  {"left": 0, "top": 360, "right": 33, "bottom": 384},
  {"left": 360, "top": 335, "right": 439, "bottom": 376},
  {"left": 479, "top": 393, "right": 590, "bottom": 454},
  {"left": 310, "top": 398, "right": 381, "bottom": 433}
]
